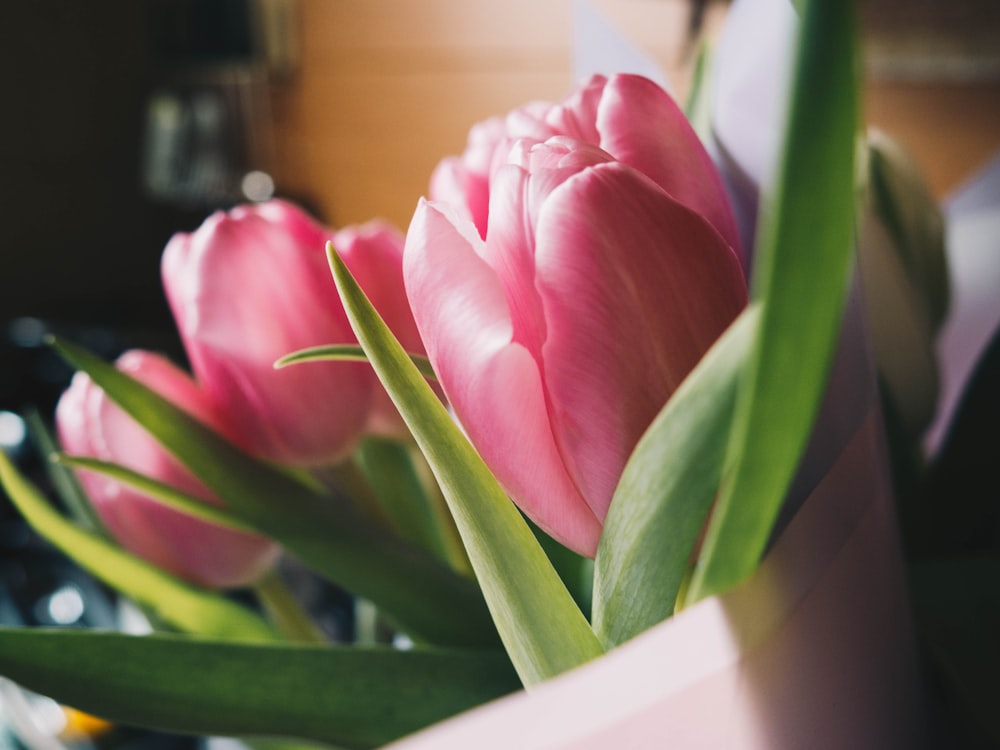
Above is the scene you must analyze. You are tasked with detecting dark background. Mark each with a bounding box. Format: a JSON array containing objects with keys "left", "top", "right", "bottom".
[{"left": 1, "top": 0, "right": 263, "bottom": 417}]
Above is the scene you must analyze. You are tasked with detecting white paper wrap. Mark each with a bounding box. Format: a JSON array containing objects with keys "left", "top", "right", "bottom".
[{"left": 386, "top": 286, "right": 926, "bottom": 748}]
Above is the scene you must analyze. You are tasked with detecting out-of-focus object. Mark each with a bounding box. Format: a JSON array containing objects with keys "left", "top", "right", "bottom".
[
  {"left": 858, "top": 131, "right": 949, "bottom": 437},
  {"left": 861, "top": 0, "right": 1000, "bottom": 82},
  {"left": 141, "top": 0, "right": 299, "bottom": 208},
  {"left": 925, "top": 152, "right": 1000, "bottom": 455}
]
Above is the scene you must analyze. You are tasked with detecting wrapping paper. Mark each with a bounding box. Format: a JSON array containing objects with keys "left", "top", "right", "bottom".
[{"left": 387, "top": 291, "right": 926, "bottom": 749}]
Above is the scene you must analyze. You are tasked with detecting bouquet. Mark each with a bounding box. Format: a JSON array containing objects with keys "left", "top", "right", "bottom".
[{"left": 1, "top": 0, "right": 996, "bottom": 747}]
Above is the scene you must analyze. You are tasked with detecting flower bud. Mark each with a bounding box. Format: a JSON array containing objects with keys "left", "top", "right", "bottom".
[
  {"left": 407, "top": 114, "right": 747, "bottom": 555},
  {"left": 56, "top": 350, "right": 279, "bottom": 589}
]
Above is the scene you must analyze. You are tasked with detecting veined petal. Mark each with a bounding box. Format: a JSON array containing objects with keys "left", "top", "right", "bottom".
[
  {"left": 405, "top": 200, "right": 602, "bottom": 555},
  {"left": 596, "top": 74, "right": 744, "bottom": 261},
  {"left": 535, "top": 162, "right": 748, "bottom": 520},
  {"left": 543, "top": 74, "right": 604, "bottom": 144}
]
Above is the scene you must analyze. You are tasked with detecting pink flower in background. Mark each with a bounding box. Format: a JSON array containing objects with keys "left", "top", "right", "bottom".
[
  {"left": 332, "top": 220, "right": 430, "bottom": 439},
  {"left": 56, "top": 350, "right": 279, "bottom": 589},
  {"left": 163, "top": 200, "right": 420, "bottom": 465},
  {"left": 430, "top": 73, "right": 742, "bottom": 263},
  {"left": 406, "top": 133, "right": 747, "bottom": 556}
]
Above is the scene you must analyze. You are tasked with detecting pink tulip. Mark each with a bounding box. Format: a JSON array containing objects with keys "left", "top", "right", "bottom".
[
  {"left": 56, "top": 350, "right": 279, "bottom": 589},
  {"left": 332, "top": 220, "right": 430, "bottom": 438},
  {"left": 430, "top": 74, "right": 742, "bottom": 263},
  {"left": 163, "top": 200, "right": 420, "bottom": 464},
  {"left": 405, "top": 134, "right": 747, "bottom": 557}
]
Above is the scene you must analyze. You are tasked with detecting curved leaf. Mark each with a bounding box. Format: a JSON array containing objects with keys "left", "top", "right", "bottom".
[
  {"left": 276, "top": 344, "right": 437, "bottom": 381},
  {"left": 0, "top": 450, "right": 276, "bottom": 642},
  {"left": 355, "top": 437, "right": 469, "bottom": 573},
  {"left": 328, "top": 244, "right": 604, "bottom": 687},
  {"left": 24, "top": 409, "right": 106, "bottom": 535},
  {"left": 594, "top": 307, "right": 757, "bottom": 647},
  {"left": 48, "top": 337, "right": 496, "bottom": 648},
  {"left": 687, "top": 0, "right": 860, "bottom": 603},
  {"left": 54, "top": 454, "right": 255, "bottom": 532},
  {"left": 0, "top": 628, "right": 520, "bottom": 750}
]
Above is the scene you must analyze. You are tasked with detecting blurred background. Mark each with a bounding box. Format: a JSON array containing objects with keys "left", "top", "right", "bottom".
[
  {"left": 2, "top": 0, "right": 999, "bottom": 403},
  {"left": 0, "top": 0, "right": 998, "bottom": 747}
]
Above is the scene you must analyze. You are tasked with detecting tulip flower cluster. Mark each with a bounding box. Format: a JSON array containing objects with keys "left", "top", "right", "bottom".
[
  {"left": 4, "top": 2, "right": 971, "bottom": 746},
  {"left": 410, "top": 74, "right": 747, "bottom": 555},
  {"left": 52, "top": 73, "right": 747, "bottom": 585},
  {"left": 56, "top": 201, "right": 425, "bottom": 587}
]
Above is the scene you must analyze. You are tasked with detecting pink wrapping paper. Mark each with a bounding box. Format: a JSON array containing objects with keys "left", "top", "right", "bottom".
[{"left": 387, "top": 292, "right": 926, "bottom": 749}]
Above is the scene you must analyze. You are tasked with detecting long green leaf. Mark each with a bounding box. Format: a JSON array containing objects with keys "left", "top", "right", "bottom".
[
  {"left": 276, "top": 344, "right": 438, "bottom": 381},
  {"left": 0, "top": 628, "right": 520, "bottom": 750},
  {"left": 594, "top": 307, "right": 758, "bottom": 647},
  {"left": 0, "top": 450, "right": 276, "bottom": 642},
  {"left": 48, "top": 337, "right": 496, "bottom": 648},
  {"left": 686, "top": 0, "right": 860, "bottom": 603},
  {"left": 24, "top": 409, "right": 107, "bottom": 535},
  {"left": 355, "top": 437, "right": 467, "bottom": 572},
  {"left": 328, "top": 244, "right": 604, "bottom": 686},
  {"left": 54, "top": 454, "right": 255, "bottom": 532}
]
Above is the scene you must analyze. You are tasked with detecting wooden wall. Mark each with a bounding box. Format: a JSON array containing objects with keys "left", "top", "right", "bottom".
[
  {"left": 267, "top": 0, "right": 701, "bottom": 229},
  {"left": 267, "top": 0, "right": 1000, "bottom": 231}
]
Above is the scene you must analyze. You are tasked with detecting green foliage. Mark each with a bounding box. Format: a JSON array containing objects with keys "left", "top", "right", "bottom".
[
  {"left": 0, "top": 628, "right": 519, "bottom": 749},
  {"left": 595, "top": 308, "right": 758, "bottom": 647},
  {"left": 328, "top": 244, "right": 604, "bottom": 686},
  {"left": 686, "top": 0, "right": 860, "bottom": 603}
]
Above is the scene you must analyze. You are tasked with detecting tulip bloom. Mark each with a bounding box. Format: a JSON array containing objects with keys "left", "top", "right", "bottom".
[
  {"left": 56, "top": 350, "right": 279, "bottom": 589},
  {"left": 332, "top": 221, "right": 430, "bottom": 439},
  {"left": 431, "top": 73, "right": 743, "bottom": 264},
  {"left": 163, "top": 200, "right": 420, "bottom": 465},
  {"left": 406, "top": 133, "right": 747, "bottom": 556}
]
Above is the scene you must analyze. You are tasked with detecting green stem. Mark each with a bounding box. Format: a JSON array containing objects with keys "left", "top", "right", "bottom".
[
  {"left": 315, "top": 459, "right": 396, "bottom": 532},
  {"left": 253, "top": 569, "right": 327, "bottom": 644}
]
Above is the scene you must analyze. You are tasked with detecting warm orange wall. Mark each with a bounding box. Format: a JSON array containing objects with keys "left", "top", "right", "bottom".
[
  {"left": 865, "top": 81, "right": 1000, "bottom": 199},
  {"left": 269, "top": 0, "right": 1000, "bottom": 231},
  {"left": 268, "top": 0, "right": 696, "bottom": 229}
]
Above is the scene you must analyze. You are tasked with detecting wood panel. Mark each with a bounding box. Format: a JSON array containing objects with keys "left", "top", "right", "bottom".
[
  {"left": 268, "top": 0, "right": 696, "bottom": 229},
  {"left": 269, "top": 0, "right": 1000, "bottom": 232}
]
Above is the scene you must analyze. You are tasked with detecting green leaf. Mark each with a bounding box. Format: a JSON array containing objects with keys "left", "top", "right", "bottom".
[
  {"left": 276, "top": 344, "right": 438, "bottom": 381},
  {"left": 0, "top": 628, "right": 520, "bottom": 750},
  {"left": 529, "top": 521, "right": 594, "bottom": 621},
  {"left": 48, "top": 337, "right": 496, "bottom": 648},
  {"left": 594, "top": 307, "right": 758, "bottom": 647},
  {"left": 355, "top": 437, "right": 468, "bottom": 573},
  {"left": 0, "top": 450, "right": 276, "bottom": 642},
  {"left": 24, "top": 408, "right": 107, "bottom": 536},
  {"left": 686, "top": 0, "right": 860, "bottom": 604},
  {"left": 683, "top": 38, "right": 715, "bottom": 141},
  {"left": 54, "top": 454, "right": 255, "bottom": 533},
  {"left": 328, "top": 244, "right": 604, "bottom": 686}
]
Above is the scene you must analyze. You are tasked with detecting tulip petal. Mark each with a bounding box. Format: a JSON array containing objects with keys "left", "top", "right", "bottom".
[
  {"left": 57, "top": 351, "right": 279, "bottom": 589},
  {"left": 594, "top": 74, "right": 744, "bottom": 260},
  {"left": 162, "top": 202, "right": 372, "bottom": 464},
  {"left": 405, "top": 200, "right": 602, "bottom": 555},
  {"left": 535, "top": 162, "right": 747, "bottom": 521},
  {"left": 336, "top": 220, "right": 428, "bottom": 438}
]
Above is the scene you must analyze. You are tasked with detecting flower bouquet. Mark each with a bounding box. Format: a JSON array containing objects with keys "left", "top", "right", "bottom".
[{"left": 1, "top": 0, "right": 996, "bottom": 747}]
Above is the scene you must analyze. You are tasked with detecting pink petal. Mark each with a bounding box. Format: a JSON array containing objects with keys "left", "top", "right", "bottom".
[
  {"left": 336, "top": 220, "right": 431, "bottom": 438},
  {"left": 595, "top": 74, "right": 744, "bottom": 262},
  {"left": 162, "top": 202, "right": 373, "bottom": 464},
  {"left": 535, "top": 162, "right": 747, "bottom": 521},
  {"left": 405, "top": 200, "right": 602, "bottom": 555}
]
